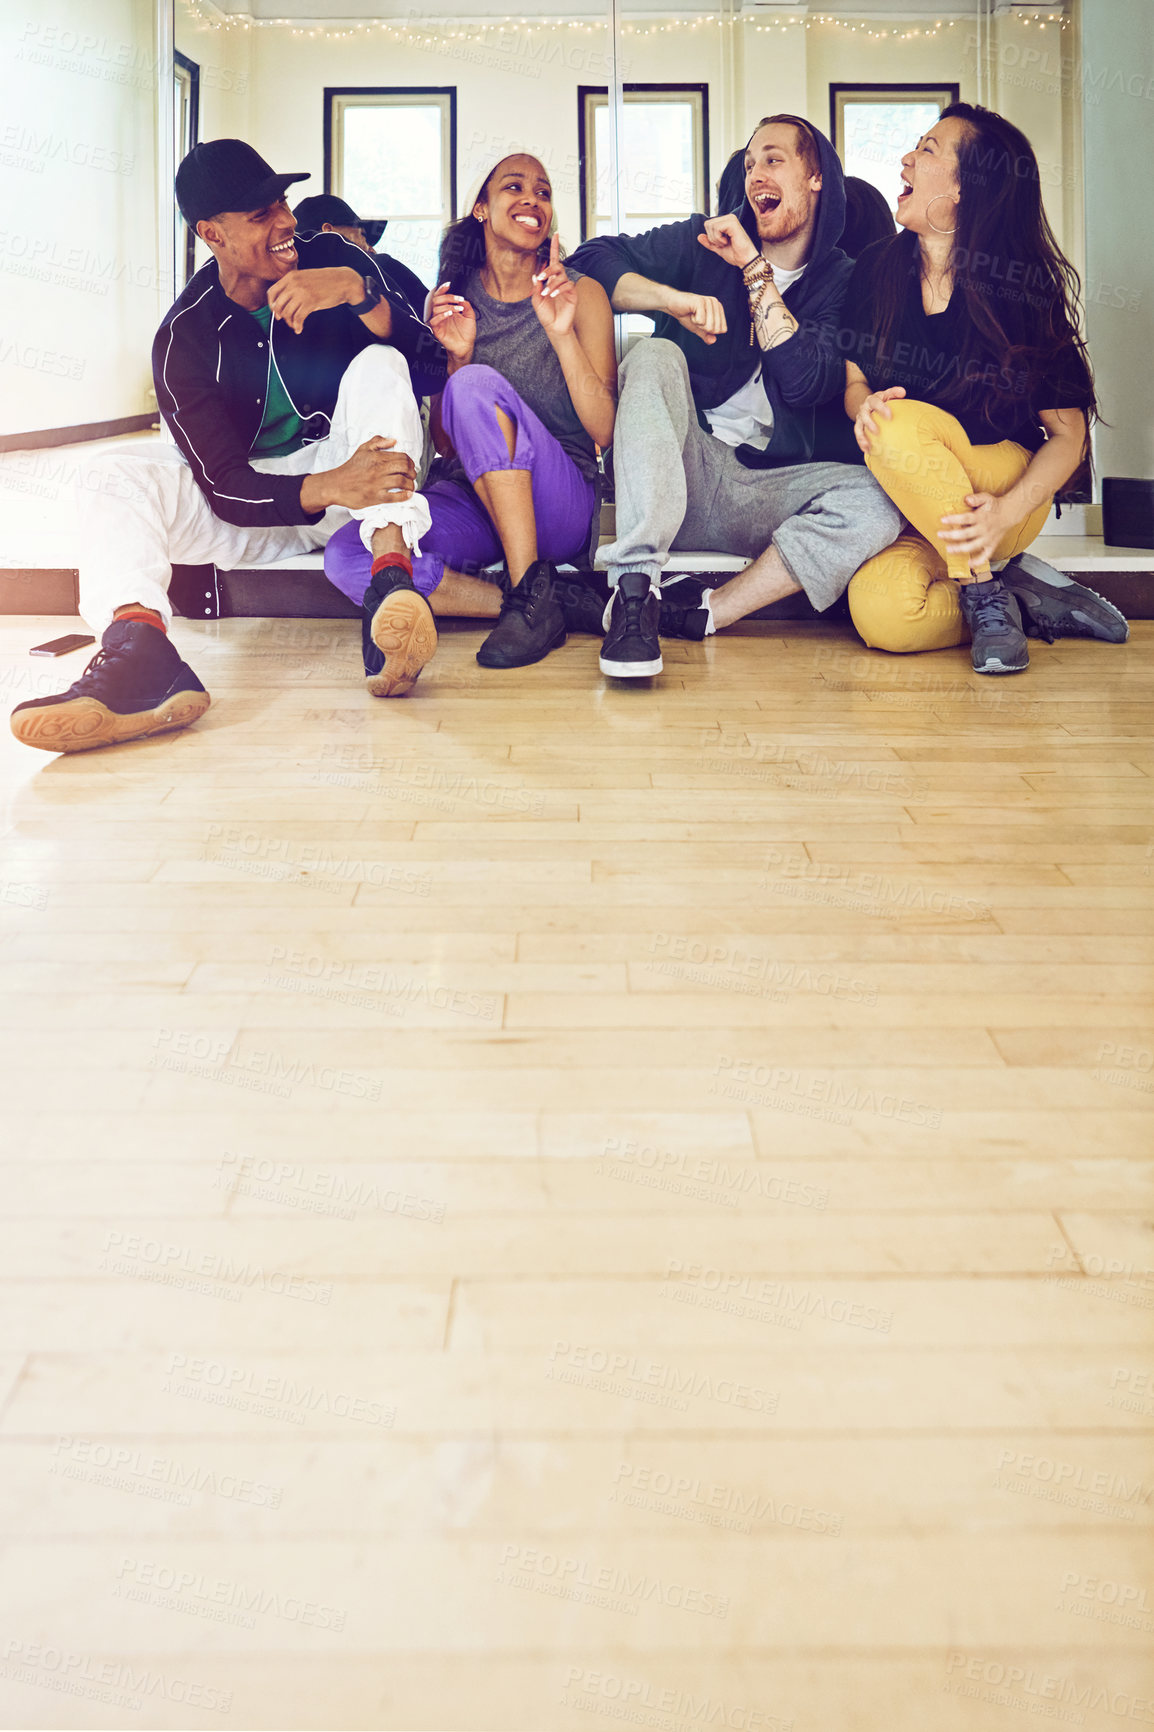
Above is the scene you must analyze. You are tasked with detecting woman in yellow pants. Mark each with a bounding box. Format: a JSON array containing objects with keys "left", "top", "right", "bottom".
[{"left": 840, "top": 102, "right": 1123, "bottom": 674}]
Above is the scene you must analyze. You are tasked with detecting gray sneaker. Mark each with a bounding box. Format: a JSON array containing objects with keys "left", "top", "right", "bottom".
[
  {"left": 1001, "top": 551, "right": 1129, "bottom": 644},
  {"left": 958, "top": 577, "right": 1029, "bottom": 675}
]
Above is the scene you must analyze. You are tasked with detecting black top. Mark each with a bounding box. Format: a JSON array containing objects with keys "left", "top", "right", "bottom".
[
  {"left": 842, "top": 238, "right": 1094, "bottom": 452},
  {"left": 570, "top": 120, "right": 857, "bottom": 468},
  {"left": 152, "top": 230, "right": 446, "bottom": 530}
]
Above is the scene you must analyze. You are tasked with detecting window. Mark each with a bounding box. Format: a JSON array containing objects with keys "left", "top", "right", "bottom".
[
  {"left": 831, "top": 84, "right": 959, "bottom": 212},
  {"left": 174, "top": 51, "right": 199, "bottom": 289},
  {"left": 325, "top": 88, "right": 456, "bottom": 289},
  {"left": 578, "top": 85, "right": 709, "bottom": 242}
]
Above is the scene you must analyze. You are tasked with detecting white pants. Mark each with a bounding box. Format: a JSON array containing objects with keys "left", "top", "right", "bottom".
[{"left": 78, "top": 345, "right": 430, "bottom": 634}]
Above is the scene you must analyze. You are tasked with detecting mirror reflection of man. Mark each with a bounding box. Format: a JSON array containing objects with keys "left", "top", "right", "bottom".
[
  {"left": 12, "top": 139, "right": 449, "bottom": 755},
  {"left": 570, "top": 115, "right": 902, "bottom": 679},
  {"left": 292, "top": 195, "right": 431, "bottom": 345}
]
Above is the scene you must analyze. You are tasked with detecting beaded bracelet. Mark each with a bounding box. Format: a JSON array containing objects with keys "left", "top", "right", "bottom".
[{"left": 742, "top": 256, "right": 775, "bottom": 345}]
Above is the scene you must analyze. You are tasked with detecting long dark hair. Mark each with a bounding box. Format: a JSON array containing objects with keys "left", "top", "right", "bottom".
[
  {"left": 865, "top": 102, "right": 1096, "bottom": 476},
  {"left": 438, "top": 155, "right": 554, "bottom": 297}
]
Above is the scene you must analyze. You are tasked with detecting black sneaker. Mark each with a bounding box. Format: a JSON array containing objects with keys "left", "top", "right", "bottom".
[
  {"left": 476, "top": 561, "right": 567, "bottom": 669},
  {"left": 660, "top": 580, "right": 712, "bottom": 642},
  {"left": 552, "top": 571, "right": 610, "bottom": 635},
  {"left": 363, "top": 563, "right": 437, "bottom": 697},
  {"left": 599, "top": 570, "right": 662, "bottom": 678},
  {"left": 957, "top": 576, "right": 1029, "bottom": 675},
  {"left": 10, "top": 620, "right": 209, "bottom": 753},
  {"left": 1001, "top": 551, "right": 1130, "bottom": 644}
]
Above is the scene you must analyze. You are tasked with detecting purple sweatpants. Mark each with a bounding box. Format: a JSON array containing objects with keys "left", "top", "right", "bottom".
[{"left": 324, "top": 364, "right": 596, "bottom": 605}]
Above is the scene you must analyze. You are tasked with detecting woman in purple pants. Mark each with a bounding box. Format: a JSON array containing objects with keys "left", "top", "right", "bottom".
[{"left": 326, "top": 152, "right": 617, "bottom": 671}]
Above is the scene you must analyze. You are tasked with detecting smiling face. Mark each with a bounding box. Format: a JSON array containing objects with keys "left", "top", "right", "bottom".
[
  {"left": 743, "top": 123, "right": 822, "bottom": 247},
  {"left": 474, "top": 155, "right": 552, "bottom": 253},
  {"left": 896, "top": 115, "right": 970, "bottom": 235},
  {"left": 199, "top": 197, "right": 298, "bottom": 289}
]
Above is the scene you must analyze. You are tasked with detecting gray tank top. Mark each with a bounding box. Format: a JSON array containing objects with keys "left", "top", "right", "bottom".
[{"left": 458, "top": 265, "right": 599, "bottom": 483}]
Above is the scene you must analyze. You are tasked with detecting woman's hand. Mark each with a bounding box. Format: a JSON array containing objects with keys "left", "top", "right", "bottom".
[
  {"left": 428, "top": 283, "right": 476, "bottom": 361},
  {"left": 853, "top": 386, "right": 906, "bottom": 454},
  {"left": 939, "top": 491, "right": 1019, "bottom": 567},
  {"left": 532, "top": 235, "right": 578, "bottom": 339}
]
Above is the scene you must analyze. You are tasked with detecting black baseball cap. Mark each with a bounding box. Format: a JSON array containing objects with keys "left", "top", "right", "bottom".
[
  {"left": 175, "top": 139, "right": 309, "bottom": 226},
  {"left": 293, "top": 194, "right": 386, "bottom": 248}
]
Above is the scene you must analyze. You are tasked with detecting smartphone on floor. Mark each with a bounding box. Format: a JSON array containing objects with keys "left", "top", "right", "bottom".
[{"left": 29, "top": 634, "right": 96, "bottom": 658}]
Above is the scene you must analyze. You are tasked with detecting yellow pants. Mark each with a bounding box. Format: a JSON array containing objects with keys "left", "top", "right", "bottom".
[{"left": 848, "top": 399, "right": 1052, "bottom": 654}]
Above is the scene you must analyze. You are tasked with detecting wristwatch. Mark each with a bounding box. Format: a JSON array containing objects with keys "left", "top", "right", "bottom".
[{"left": 349, "top": 272, "right": 383, "bottom": 314}]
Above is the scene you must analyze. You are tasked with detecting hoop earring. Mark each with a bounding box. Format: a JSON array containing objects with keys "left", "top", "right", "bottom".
[{"left": 926, "top": 194, "right": 957, "bottom": 236}]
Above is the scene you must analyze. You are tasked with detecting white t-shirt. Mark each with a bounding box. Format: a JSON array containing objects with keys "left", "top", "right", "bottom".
[{"left": 704, "top": 261, "right": 807, "bottom": 451}]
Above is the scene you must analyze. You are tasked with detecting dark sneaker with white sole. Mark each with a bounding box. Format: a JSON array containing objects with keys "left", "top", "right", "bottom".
[
  {"left": 363, "top": 563, "right": 437, "bottom": 697},
  {"left": 10, "top": 620, "right": 210, "bottom": 753},
  {"left": 600, "top": 570, "right": 662, "bottom": 678},
  {"left": 1001, "top": 550, "right": 1130, "bottom": 644},
  {"left": 958, "top": 576, "right": 1029, "bottom": 675},
  {"left": 660, "top": 580, "right": 712, "bottom": 642},
  {"left": 476, "top": 560, "right": 567, "bottom": 669}
]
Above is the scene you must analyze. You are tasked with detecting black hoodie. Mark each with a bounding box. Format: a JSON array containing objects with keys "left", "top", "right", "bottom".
[{"left": 569, "top": 123, "right": 854, "bottom": 468}]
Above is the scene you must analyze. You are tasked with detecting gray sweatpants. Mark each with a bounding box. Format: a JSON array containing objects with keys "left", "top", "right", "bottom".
[{"left": 604, "top": 338, "right": 902, "bottom": 612}]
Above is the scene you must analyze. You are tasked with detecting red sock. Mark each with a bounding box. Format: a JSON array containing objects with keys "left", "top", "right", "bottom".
[
  {"left": 370, "top": 551, "right": 412, "bottom": 581},
  {"left": 113, "top": 607, "right": 168, "bottom": 634}
]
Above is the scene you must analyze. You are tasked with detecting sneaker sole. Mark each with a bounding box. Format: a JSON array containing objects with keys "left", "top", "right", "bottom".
[
  {"left": 973, "top": 656, "right": 1028, "bottom": 676},
  {"left": 599, "top": 654, "right": 663, "bottom": 678},
  {"left": 10, "top": 687, "right": 210, "bottom": 753},
  {"left": 367, "top": 590, "right": 438, "bottom": 697}
]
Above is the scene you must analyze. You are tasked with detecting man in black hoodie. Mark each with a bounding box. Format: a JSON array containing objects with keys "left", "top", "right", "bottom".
[{"left": 570, "top": 115, "right": 902, "bottom": 678}]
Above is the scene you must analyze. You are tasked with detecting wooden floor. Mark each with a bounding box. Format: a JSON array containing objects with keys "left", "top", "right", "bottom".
[{"left": 0, "top": 611, "right": 1152, "bottom": 1731}]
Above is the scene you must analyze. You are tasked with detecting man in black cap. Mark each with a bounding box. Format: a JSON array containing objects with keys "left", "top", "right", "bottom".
[
  {"left": 11, "top": 139, "right": 450, "bottom": 755},
  {"left": 292, "top": 194, "right": 430, "bottom": 333}
]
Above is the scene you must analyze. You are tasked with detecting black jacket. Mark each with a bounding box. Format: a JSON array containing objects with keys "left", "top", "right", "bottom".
[
  {"left": 569, "top": 124, "right": 856, "bottom": 467},
  {"left": 152, "top": 231, "right": 446, "bottom": 530}
]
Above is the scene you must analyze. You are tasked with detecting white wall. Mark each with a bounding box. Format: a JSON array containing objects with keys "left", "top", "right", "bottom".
[
  {"left": 0, "top": 0, "right": 161, "bottom": 435},
  {"left": 1082, "top": 0, "right": 1154, "bottom": 483}
]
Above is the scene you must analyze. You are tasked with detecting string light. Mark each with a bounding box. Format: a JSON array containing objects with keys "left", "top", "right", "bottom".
[{"left": 180, "top": 0, "right": 1068, "bottom": 44}]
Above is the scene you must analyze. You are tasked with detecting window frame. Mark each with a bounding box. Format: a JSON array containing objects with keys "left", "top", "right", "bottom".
[
  {"left": 829, "top": 82, "right": 960, "bottom": 173},
  {"left": 323, "top": 86, "right": 458, "bottom": 245},
  {"left": 577, "top": 83, "right": 710, "bottom": 243},
  {"left": 174, "top": 49, "right": 200, "bottom": 289}
]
